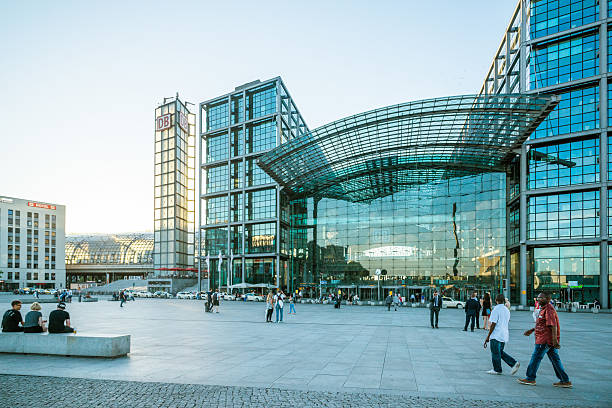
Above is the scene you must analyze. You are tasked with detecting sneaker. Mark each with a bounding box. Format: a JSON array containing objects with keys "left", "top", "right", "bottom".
[
  {"left": 517, "top": 378, "right": 536, "bottom": 386},
  {"left": 511, "top": 362, "right": 520, "bottom": 375},
  {"left": 553, "top": 381, "right": 572, "bottom": 388},
  {"left": 486, "top": 369, "right": 501, "bottom": 375}
]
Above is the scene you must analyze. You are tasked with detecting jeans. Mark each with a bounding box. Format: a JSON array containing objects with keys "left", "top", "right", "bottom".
[
  {"left": 120, "top": 299, "right": 125, "bottom": 307},
  {"left": 289, "top": 303, "right": 296, "bottom": 314},
  {"left": 275, "top": 304, "right": 283, "bottom": 322},
  {"left": 525, "top": 343, "right": 570, "bottom": 382},
  {"left": 464, "top": 313, "right": 476, "bottom": 330},
  {"left": 490, "top": 339, "right": 517, "bottom": 373}
]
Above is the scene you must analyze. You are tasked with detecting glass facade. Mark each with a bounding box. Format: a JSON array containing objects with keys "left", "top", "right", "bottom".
[
  {"left": 191, "top": 0, "right": 612, "bottom": 307},
  {"left": 154, "top": 98, "right": 196, "bottom": 275},
  {"left": 482, "top": 0, "right": 610, "bottom": 307},
  {"left": 289, "top": 174, "right": 506, "bottom": 300},
  {"left": 200, "top": 78, "right": 309, "bottom": 291}
]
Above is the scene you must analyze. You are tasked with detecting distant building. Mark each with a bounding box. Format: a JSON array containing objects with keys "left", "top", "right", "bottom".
[
  {"left": 0, "top": 196, "right": 66, "bottom": 290},
  {"left": 65, "top": 233, "right": 154, "bottom": 288}
]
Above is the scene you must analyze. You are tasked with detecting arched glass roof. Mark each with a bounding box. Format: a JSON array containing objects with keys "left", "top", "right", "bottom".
[
  {"left": 258, "top": 94, "right": 559, "bottom": 202},
  {"left": 65, "top": 234, "right": 153, "bottom": 265}
]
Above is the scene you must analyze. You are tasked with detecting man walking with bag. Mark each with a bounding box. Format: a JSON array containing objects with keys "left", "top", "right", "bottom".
[{"left": 518, "top": 292, "right": 571, "bottom": 388}]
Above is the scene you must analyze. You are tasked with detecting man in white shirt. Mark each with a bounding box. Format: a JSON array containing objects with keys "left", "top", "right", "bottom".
[{"left": 483, "top": 293, "right": 520, "bottom": 375}]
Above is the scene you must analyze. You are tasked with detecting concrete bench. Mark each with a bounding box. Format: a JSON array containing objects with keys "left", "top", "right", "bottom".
[{"left": 0, "top": 332, "right": 130, "bottom": 358}]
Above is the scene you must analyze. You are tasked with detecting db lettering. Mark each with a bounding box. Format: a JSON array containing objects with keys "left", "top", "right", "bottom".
[{"left": 156, "top": 114, "right": 171, "bottom": 131}]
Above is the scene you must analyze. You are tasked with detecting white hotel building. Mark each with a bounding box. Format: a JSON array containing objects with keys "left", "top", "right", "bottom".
[{"left": 0, "top": 196, "right": 66, "bottom": 291}]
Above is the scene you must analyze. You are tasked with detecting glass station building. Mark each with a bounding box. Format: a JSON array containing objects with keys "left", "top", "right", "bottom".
[{"left": 198, "top": 0, "right": 612, "bottom": 308}]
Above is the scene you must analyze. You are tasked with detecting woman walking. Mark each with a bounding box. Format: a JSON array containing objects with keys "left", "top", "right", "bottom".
[{"left": 482, "top": 292, "right": 492, "bottom": 330}]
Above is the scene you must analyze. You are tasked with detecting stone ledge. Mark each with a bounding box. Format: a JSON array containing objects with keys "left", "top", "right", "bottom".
[{"left": 0, "top": 332, "right": 130, "bottom": 358}]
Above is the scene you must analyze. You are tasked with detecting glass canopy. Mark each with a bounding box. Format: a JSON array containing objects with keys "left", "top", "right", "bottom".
[
  {"left": 65, "top": 234, "right": 154, "bottom": 265},
  {"left": 258, "top": 94, "right": 559, "bottom": 202}
]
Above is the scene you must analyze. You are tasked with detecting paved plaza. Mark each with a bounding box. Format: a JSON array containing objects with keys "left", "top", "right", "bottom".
[{"left": 0, "top": 296, "right": 611, "bottom": 407}]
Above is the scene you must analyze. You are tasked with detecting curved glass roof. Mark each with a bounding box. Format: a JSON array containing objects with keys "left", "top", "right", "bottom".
[
  {"left": 65, "top": 234, "right": 154, "bottom": 265},
  {"left": 258, "top": 94, "right": 559, "bottom": 202}
]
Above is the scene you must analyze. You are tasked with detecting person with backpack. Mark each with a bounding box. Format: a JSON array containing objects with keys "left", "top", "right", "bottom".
[
  {"left": 212, "top": 289, "right": 220, "bottom": 313},
  {"left": 274, "top": 290, "right": 284, "bottom": 322}
]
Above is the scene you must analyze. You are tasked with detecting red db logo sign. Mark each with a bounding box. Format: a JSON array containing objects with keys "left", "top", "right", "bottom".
[{"left": 156, "top": 114, "right": 171, "bottom": 131}]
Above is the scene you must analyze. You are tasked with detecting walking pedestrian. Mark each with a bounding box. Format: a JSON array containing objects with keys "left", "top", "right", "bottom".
[
  {"left": 482, "top": 292, "right": 492, "bottom": 330},
  {"left": 429, "top": 290, "right": 442, "bottom": 328},
  {"left": 410, "top": 294, "right": 415, "bottom": 304},
  {"left": 288, "top": 294, "right": 296, "bottom": 314},
  {"left": 119, "top": 290, "right": 126, "bottom": 308},
  {"left": 464, "top": 292, "right": 480, "bottom": 332},
  {"left": 484, "top": 294, "right": 520, "bottom": 375},
  {"left": 393, "top": 293, "right": 399, "bottom": 311},
  {"left": 385, "top": 293, "right": 393, "bottom": 311},
  {"left": 517, "top": 292, "right": 572, "bottom": 388}
]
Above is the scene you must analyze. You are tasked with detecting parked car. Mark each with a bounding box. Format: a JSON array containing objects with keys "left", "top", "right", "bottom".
[
  {"left": 442, "top": 297, "right": 465, "bottom": 309},
  {"left": 176, "top": 291, "right": 196, "bottom": 299},
  {"left": 222, "top": 293, "right": 236, "bottom": 301},
  {"left": 136, "top": 291, "right": 153, "bottom": 298},
  {"left": 154, "top": 291, "right": 172, "bottom": 298},
  {"left": 242, "top": 292, "right": 263, "bottom": 302}
]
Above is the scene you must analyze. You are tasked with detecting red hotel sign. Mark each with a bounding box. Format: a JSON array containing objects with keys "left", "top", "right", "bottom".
[
  {"left": 28, "top": 202, "right": 56, "bottom": 210},
  {"left": 156, "top": 113, "right": 172, "bottom": 131}
]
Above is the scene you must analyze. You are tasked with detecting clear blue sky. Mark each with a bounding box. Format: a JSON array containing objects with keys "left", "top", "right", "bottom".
[{"left": 0, "top": 0, "right": 517, "bottom": 234}]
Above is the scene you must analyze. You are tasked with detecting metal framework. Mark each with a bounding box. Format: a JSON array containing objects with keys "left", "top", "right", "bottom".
[
  {"left": 65, "top": 234, "right": 154, "bottom": 265},
  {"left": 258, "top": 94, "right": 559, "bottom": 202}
]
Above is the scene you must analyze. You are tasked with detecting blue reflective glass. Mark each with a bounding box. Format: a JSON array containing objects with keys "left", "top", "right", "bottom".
[
  {"left": 528, "top": 137, "right": 599, "bottom": 189},
  {"left": 530, "top": 0, "right": 598, "bottom": 40},
  {"left": 530, "top": 31, "right": 598, "bottom": 89},
  {"left": 533, "top": 86, "right": 599, "bottom": 139},
  {"left": 528, "top": 190, "right": 599, "bottom": 239},
  {"left": 207, "top": 102, "right": 229, "bottom": 131}
]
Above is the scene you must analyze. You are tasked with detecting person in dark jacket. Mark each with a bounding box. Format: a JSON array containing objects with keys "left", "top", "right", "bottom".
[
  {"left": 385, "top": 294, "right": 393, "bottom": 311},
  {"left": 464, "top": 292, "right": 481, "bottom": 332},
  {"left": 429, "top": 291, "right": 443, "bottom": 328},
  {"left": 1, "top": 300, "right": 24, "bottom": 332}
]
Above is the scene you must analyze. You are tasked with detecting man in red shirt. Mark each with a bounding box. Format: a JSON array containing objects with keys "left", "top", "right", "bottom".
[{"left": 517, "top": 292, "right": 571, "bottom": 388}]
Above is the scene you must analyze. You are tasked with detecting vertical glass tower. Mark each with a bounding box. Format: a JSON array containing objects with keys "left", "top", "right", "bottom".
[
  {"left": 199, "top": 78, "right": 308, "bottom": 292},
  {"left": 482, "top": 0, "right": 610, "bottom": 308},
  {"left": 154, "top": 96, "right": 196, "bottom": 275}
]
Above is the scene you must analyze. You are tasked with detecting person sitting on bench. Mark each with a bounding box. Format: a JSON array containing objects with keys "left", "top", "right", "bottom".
[
  {"left": 1, "top": 300, "right": 24, "bottom": 332},
  {"left": 24, "top": 302, "right": 47, "bottom": 333},
  {"left": 48, "top": 302, "right": 75, "bottom": 334}
]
